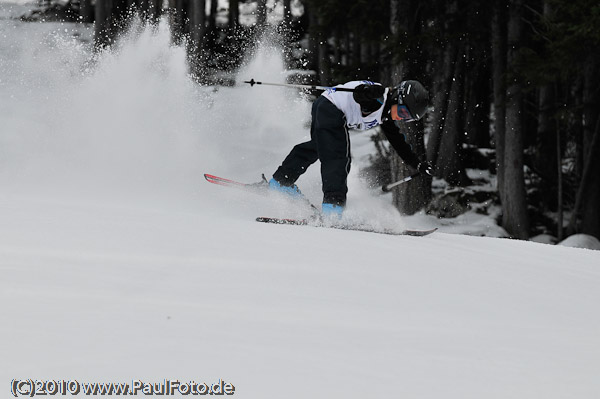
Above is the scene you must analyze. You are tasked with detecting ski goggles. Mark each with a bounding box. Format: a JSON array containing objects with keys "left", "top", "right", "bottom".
[{"left": 391, "top": 104, "right": 415, "bottom": 122}]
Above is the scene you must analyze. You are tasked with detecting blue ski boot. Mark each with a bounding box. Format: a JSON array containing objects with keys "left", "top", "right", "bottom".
[
  {"left": 321, "top": 203, "right": 344, "bottom": 221},
  {"left": 268, "top": 178, "right": 304, "bottom": 199}
]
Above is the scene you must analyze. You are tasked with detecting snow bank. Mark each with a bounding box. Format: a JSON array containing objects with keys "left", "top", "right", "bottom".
[
  {"left": 530, "top": 234, "right": 558, "bottom": 245},
  {"left": 559, "top": 234, "right": 600, "bottom": 251}
]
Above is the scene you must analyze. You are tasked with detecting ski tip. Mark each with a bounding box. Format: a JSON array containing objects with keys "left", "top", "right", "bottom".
[
  {"left": 204, "top": 173, "right": 221, "bottom": 182},
  {"left": 400, "top": 227, "right": 438, "bottom": 236}
]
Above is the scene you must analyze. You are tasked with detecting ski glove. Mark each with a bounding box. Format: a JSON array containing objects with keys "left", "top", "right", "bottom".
[
  {"left": 353, "top": 84, "right": 385, "bottom": 114},
  {"left": 417, "top": 161, "right": 434, "bottom": 176},
  {"left": 353, "top": 84, "right": 385, "bottom": 102}
]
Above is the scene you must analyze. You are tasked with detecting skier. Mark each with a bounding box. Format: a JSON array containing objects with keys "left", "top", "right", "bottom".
[{"left": 269, "top": 80, "right": 433, "bottom": 217}]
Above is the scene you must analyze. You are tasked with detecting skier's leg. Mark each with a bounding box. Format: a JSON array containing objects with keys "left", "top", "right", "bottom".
[
  {"left": 272, "top": 100, "right": 320, "bottom": 186},
  {"left": 312, "top": 97, "right": 351, "bottom": 207},
  {"left": 272, "top": 140, "right": 318, "bottom": 186}
]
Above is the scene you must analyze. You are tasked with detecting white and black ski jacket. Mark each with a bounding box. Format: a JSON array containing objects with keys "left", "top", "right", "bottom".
[{"left": 322, "top": 80, "right": 421, "bottom": 169}]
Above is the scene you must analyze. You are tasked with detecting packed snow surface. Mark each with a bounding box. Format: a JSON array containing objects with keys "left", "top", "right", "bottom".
[{"left": 1, "top": 5, "right": 599, "bottom": 398}]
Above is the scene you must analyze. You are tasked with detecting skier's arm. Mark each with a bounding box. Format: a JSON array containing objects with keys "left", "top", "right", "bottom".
[
  {"left": 353, "top": 84, "right": 385, "bottom": 114},
  {"left": 380, "top": 119, "right": 421, "bottom": 169}
]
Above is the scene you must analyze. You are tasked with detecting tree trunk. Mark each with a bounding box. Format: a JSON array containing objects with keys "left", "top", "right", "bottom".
[
  {"left": 533, "top": 2, "right": 557, "bottom": 183},
  {"left": 93, "top": 0, "right": 128, "bottom": 48},
  {"left": 426, "top": 0, "right": 457, "bottom": 166},
  {"left": 332, "top": 29, "right": 341, "bottom": 67},
  {"left": 568, "top": 54, "right": 600, "bottom": 239},
  {"left": 283, "top": 0, "right": 292, "bottom": 27},
  {"left": 149, "top": 0, "right": 161, "bottom": 22},
  {"left": 305, "top": 2, "right": 319, "bottom": 77},
  {"left": 189, "top": 0, "right": 206, "bottom": 55},
  {"left": 352, "top": 29, "right": 362, "bottom": 68},
  {"left": 533, "top": 3, "right": 559, "bottom": 237},
  {"left": 568, "top": 116, "right": 600, "bottom": 237},
  {"left": 255, "top": 0, "right": 267, "bottom": 27},
  {"left": 534, "top": 86, "right": 557, "bottom": 181},
  {"left": 436, "top": 51, "right": 472, "bottom": 186},
  {"left": 578, "top": 116, "right": 600, "bottom": 239},
  {"left": 390, "top": 123, "right": 431, "bottom": 214},
  {"left": 555, "top": 89, "right": 563, "bottom": 241},
  {"left": 346, "top": 31, "right": 353, "bottom": 66},
  {"left": 582, "top": 56, "right": 600, "bottom": 165},
  {"left": 80, "top": 0, "right": 93, "bottom": 23},
  {"left": 94, "top": 0, "right": 112, "bottom": 47},
  {"left": 389, "top": 0, "right": 431, "bottom": 214},
  {"left": 491, "top": 0, "right": 507, "bottom": 206},
  {"left": 228, "top": 0, "right": 239, "bottom": 28},
  {"left": 579, "top": 56, "right": 600, "bottom": 238},
  {"left": 427, "top": 0, "right": 471, "bottom": 186},
  {"left": 208, "top": 0, "right": 217, "bottom": 31},
  {"left": 170, "top": 0, "right": 189, "bottom": 43},
  {"left": 389, "top": 0, "right": 403, "bottom": 81},
  {"left": 140, "top": 0, "right": 150, "bottom": 17},
  {"left": 502, "top": 0, "right": 529, "bottom": 239},
  {"left": 317, "top": 14, "right": 330, "bottom": 85},
  {"left": 571, "top": 78, "right": 584, "bottom": 177},
  {"left": 531, "top": 3, "right": 560, "bottom": 239},
  {"left": 463, "top": 51, "right": 491, "bottom": 148}
]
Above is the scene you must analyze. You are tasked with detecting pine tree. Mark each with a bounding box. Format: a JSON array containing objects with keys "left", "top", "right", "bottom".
[{"left": 502, "top": 0, "right": 529, "bottom": 239}]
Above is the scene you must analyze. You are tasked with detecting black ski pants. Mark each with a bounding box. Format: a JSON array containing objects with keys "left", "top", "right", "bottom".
[{"left": 273, "top": 96, "right": 351, "bottom": 206}]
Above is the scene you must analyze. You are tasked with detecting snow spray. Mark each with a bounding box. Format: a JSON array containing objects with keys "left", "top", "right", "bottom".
[{"left": 0, "top": 15, "right": 310, "bottom": 205}]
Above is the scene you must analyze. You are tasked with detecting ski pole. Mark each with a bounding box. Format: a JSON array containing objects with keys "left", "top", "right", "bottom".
[
  {"left": 381, "top": 173, "right": 421, "bottom": 192},
  {"left": 243, "top": 78, "right": 357, "bottom": 92}
]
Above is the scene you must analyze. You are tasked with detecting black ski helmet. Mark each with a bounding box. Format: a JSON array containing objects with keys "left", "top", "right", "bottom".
[{"left": 392, "top": 80, "right": 429, "bottom": 122}]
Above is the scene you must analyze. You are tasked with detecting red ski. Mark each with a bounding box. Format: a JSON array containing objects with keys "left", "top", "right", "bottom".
[
  {"left": 204, "top": 173, "right": 268, "bottom": 192},
  {"left": 204, "top": 173, "right": 320, "bottom": 211}
]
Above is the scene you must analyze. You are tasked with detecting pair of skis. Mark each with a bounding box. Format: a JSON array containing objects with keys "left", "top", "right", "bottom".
[{"left": 204, "top": 173, "right": 437, "bottom": 237}]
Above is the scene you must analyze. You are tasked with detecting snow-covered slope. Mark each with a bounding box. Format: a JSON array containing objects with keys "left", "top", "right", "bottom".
[
  {"left": 3, "top": 192, "right": 599, "bottom": 399},
  {"left": 1, "top": 8, "right": 599, "bottom": 398}
]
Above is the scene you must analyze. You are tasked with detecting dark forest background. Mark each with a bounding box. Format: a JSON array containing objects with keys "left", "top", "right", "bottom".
[{"left": 30, "top": 0, "right": 600, "bottom": 241}]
